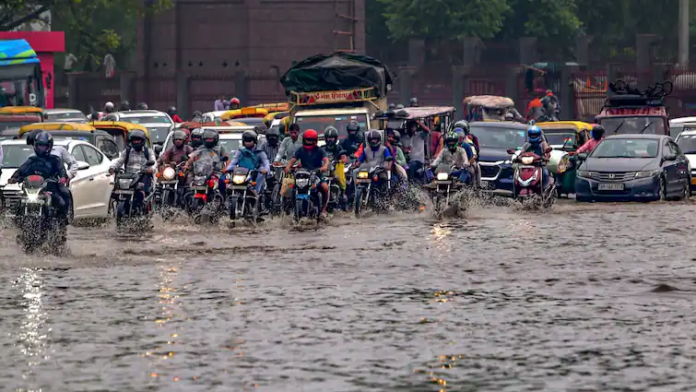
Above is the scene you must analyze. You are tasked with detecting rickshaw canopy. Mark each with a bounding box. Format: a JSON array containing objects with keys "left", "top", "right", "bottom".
[
  {"left": 90, "top": 120, "right": 151, "bottom": 148},
  {"left": 0, "top": 106, "right": 44, "bottom": 115},
  {"left": 374, "top": 106, "right": 455, "bottom": 120},
  {"left": 536, "top": 121, "right": 593, "bottom": 131},
  {"left": 19, "top": 122, "right": 96, "bottom": 137},
  {"left": 250, "top": 102, "right": 292, "bottom": 112},
  {"left": 464, "top": 95, "right": 515, "bottom": 108}
]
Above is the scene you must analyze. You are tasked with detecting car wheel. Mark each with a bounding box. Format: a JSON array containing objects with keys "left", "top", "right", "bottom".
[
  {"left": 658, "top": 176, "right": 667, "bottom": 201},
  {"left": 681, "top": 179, "right": 691, "bottom": 201}
]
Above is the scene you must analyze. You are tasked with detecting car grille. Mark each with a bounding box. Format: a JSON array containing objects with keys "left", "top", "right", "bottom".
[
  {"left": 480, "top": 164, "right": 501, "bottom": 179},
  {"left": 590, "top": 172, "right": 636, "bottom": 182},
  {"left": 1, "top": 190, "right": 23, "bottom": 209}
]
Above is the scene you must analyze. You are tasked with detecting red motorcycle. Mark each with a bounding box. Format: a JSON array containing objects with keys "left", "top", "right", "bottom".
[{"left": 507, "top": 148, "right": 556, "bottom": 208}]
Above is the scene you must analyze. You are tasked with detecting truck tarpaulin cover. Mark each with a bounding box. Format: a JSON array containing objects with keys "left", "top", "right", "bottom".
[{"left": 280, "top": 52, "right": 395, "bottom": 97}]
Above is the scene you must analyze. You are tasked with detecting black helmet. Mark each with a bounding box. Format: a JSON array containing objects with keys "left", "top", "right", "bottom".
[
  {"left": 172, "top": 130, "right": 187, "bottom": 142},
  {"left": 444, "top": 132, "right": 459, "bottom": 151},
  {"left": 26, "top": 129, "right": 43, "bottom": 146},
  {"left": 190, "top": 128, "right": 204, "bottom": 148},
  {"left": 366, "top": 130, "right": 381, "bottom": 148},
  {"left": 33, "top": 132, "right": 53, "bottom": 156},
  {"left": 201, "top": 129, "right": 219, "bottom": 148},
  {"left": 266, "top": 127, "right": 280, "bottom": 138},
  {"left": 391, "top": 130, "right": 401, "bottom": 143},
  {"left": 592, "top": 125, "right": 605, "bottom": 140},
  {"left": 192, "top": 110, "right": 203, "bottom": 118},
  {"left": 128, "top": 129, "right": 147, "bottom": 151},
  {"left": 167, "top": 106, "right": 176, "bottom": 116},
  {"left": 242, "top": 130, "right": 258, "bottom": 145},
  {"left": 346, "top": 120, "right": 360, "bottom": 134},
  {"left": 120, "top": 100, "right": 130, "bottom": 111},
  {"left": 388, "top": 103, "right": 396, "bottom": 111},
  {"left": 324, "top": 126, "right": 339, "bottom": 146},
  {"left": 137, "top": 102, "right": 148, "bottom": 110},
  {"left": 409, "top": 97, "right": 418, "bottom": 107}
]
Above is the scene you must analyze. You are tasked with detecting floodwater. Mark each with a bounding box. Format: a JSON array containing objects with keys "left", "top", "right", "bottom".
[{"left": 1, "top": 199, "right": 696, "bottom": 392}]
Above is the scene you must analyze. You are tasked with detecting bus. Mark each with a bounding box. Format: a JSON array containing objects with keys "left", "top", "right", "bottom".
[{"left": 0, "top": 39, "right": 45, "bottom": 108}]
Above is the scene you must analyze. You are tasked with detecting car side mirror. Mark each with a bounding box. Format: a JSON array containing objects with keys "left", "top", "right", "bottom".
[
  {"left": 506, "top": 149, "right": 517, "bottom": 154},
  {"left": 221, "top": 156, "right": 229, "bottom": 162},
  {"left": 664, "top": 154, "right": 677, "bottom": 161},
  {"left": 77, "top": 161, "right": 90, "bottom": 170},
  {"left": 577, "top": 153, "right": 588, "bottom": 161},
  {"left": 154, "top": 144, "right": 163, "bottom": 155}
]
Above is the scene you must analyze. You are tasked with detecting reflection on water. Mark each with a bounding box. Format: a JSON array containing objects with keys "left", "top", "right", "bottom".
[
  {"left": 13, "top": 267, "right": 48, "bottom": 392},
  {"left": 146, "top": 264, "right": 181, "bottom": 382}
]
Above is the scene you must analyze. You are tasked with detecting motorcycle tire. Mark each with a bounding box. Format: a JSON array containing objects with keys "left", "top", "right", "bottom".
[
  {"left": 116, "top": 201, "right": 129, "bottom": 230},
  {"left": 294, "top": 199, "right": 306, "bottom": 222},
  {"left": 227, "top": 196, "right": 238, "bottom": 221},
  {"left": 270, "top": 183, "right": 282, "bottom": 216},
  {"left": 354, "top": 188, "right": 363, "bottom": 217}
]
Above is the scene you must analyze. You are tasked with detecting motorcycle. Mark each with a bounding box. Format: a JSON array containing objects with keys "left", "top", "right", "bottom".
[
  {"left": 354, "top": 164, "right": 391, "bottom": 216},
  {"left": 429, "top": 165, "right": 467, "bottom": 215},
  {"left": 225, "top": 167, "right": 262, "bottom": 223},
  {"left": 184, "top": 157, "right": 228, "bottom": 224},
  {"left": 155, "top": 157, "right": 188, "bottom": 220},
  {"left": 16, "top": 175, "right": 66, "bottom": 253},
  {"left": 111, "top": 164, "right": 155, "bottom": 230},
  {"left": 507, "top": 148, "right": 556, "bottom": 208},
  {"left": 292, "top": 168, "right": 323, "bottom": 222},
  {"left": 325, "top": 160, "right": 352, "bottom": 212},
  {"left": 267, "top": 164, "right": 286, "bottom": 216}
]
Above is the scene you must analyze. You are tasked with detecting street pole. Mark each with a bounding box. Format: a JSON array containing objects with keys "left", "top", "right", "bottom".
[{"left": 679, "top": 0, "right": 689, "bottom": 69}]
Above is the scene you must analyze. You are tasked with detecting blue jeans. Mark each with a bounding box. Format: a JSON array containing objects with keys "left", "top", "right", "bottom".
[
  {"left": 542, "top": 167, "right": 550, "bottom": 189},
  {"left": 254, "top": 172, "right": 265, "bottom": 193},
  {"left": 408, "top": 161, "right": 424, "bottom": 182}
]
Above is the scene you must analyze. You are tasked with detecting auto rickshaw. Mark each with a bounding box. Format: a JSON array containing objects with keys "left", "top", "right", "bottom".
[
  {"left": 537, "top": 121, "right": 593, "bottom": 197},
  {"left": 220, "top": 107, "right": 269, "bottom": 121},
  {"left": 463, "top": 95, "right": 523, "bottom": 122},
  {"left": 0, "top": 106, "right": 45, "bottom": 116},
  {"left": 90, "top": 121, "right": 151, "bottom": 150}
]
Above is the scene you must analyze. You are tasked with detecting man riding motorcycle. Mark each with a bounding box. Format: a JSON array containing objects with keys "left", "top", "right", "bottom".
[
  {"left": 518, "top": 125, "right": 552, "bottom": 189},
  {"left": 184, "top": 129, "right": 224, "bottom": 179},
  {"left": 274, "top": 123, "right": 302, "bottom": 163},
  {"left": 575, "top": 125, "right": 605, "bottom": 154},
  {"left": 9, "top": 132, "right": 70, "bottom": 225},
  {"left": 321, "top": 126, "right": 348, "bottom": 201},
  {"left": 284, "top": 129, "right": 330, "bottom": 218},
  {"left": 26, "top": 129, "right": 78, "bottom": 214},
  {"left": 402, "top": 120, "right": 429, "bottom": 181},
  {"left": 260, "top": 127, "right": 281, "bottom": 164},
  {"left": 386, "top": 130, "right": 408, "bottom": 183},
  {"left": 167, "top": 106, "right": 183, "bottom": 123},
  {"left": 159, "top": 130, "right": 193, "bottom": 167},
  {"left": 340, "top": 120, "right": 364, "bottom": 157},
  {"left": 189, "top": 128, "right": 204, "bottom": 149},
  {"left": 109, "top": 129, "right": 156, "bottom": 210},
  {"left": 427, "top": 132, "right": 471, "bottom": 186},
  {"left": 356, "top": 130, "right": 393, "bottom": 180},
  {"left": 226, "top": 130, "right": 270, "bottom": 196}
]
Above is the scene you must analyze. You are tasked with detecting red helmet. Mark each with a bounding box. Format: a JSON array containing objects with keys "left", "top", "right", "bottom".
[
  {"left": 303, "top": 129, "right": 318, "bottom": 147},
  {"left": 230, "top": 97, "right": 240, "bottom": 105}
]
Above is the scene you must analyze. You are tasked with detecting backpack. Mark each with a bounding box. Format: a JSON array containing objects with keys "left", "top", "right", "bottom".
[
  {"left": 125, "top": 146, "right": 150, "bottom": 165},
  {"left": 237, "top": 148, "right": 260, "bottom": 171}
]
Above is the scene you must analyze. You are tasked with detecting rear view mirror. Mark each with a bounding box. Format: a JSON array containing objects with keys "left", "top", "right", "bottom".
[
  {"left": 507, "top": 149, "right": 516, "bottom": 155},
  {"left": 180, "top": 155, "right": 189, "bottom": 163},
  {"left": 221, "top": 156, "right": 230, "bottom": 162},
  {"left": 154, "top": 144, "right": 163, "bottom": 155},
  {"left": 77, "top": 161, "right": 90, "bottom": 170},
  {"left": 577, "top": 153, "right": 588, "bottom": 161}
]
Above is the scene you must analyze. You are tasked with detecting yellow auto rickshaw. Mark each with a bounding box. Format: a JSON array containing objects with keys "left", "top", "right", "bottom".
[
  {"left": 220, "top": 107, "right": 269, "bottom": 121},
  {"left": 18, "top": 121, "right": 96, "bottom": 137},
  {"left": 251, "top": 102, "right": 292, "bottom": 113},
  {"left": 0, "top": 106, "right": 45, "bottom": 116},
  {"left": 90, "top": 121, "right": 151, "bottom": 150},
  {"left": 537, "top": 121, "right": 593, "bottom": 197}
]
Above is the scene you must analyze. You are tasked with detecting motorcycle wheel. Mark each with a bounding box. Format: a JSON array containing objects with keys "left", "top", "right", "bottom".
[
  {"left": 270, "top": 182, "right": 282, "bottom": 216},
  {"left": 47, "top": 218, "right": 68, "bottom": 255},
  {"left": 246, "top": 195, "right": 259, "bottom": 223},
  {"left": 228, "top": 195, "right": 239, "bottom": 221},
  {"left": 354, "top": 188, "right": 363, "bottom": 217},
  {"left": 19, "top": 215, "right": 44, "bottom": 254},
  {"left": 294, "top": 199, "right": 306, "bottom": 222},
  {"left": 116, "top": 201, "right": 129, "bottom": 230}
]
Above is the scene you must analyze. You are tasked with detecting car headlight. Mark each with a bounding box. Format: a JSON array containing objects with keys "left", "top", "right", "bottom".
[
  {"left": 577, "top": 170, "right": 592, "bottom": 178},
  {"left": 118, "top": 179, "right": 132, "bottom": 188},
  {"left": 296, "top": 178, "right": 309, "bottom": 187},
  {"left": 232, "top": 175, "right": 246, "bottom": 184},
  {"left": 635, "top": 169, "right": 660, "bottom": 178},
  {"left": 521, "top": 156, "right": 534, "bottom": 165},
  {"left": 436, "top": 172, "right": 449, "bottom": 181},
  {"left": 357, "top": 171, "right": 369, "bottom": 179},
  {"left": 162, "top": 167, "right": 176, "bottom": 181}
]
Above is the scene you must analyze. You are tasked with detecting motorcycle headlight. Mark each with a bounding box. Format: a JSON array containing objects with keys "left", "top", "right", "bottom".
[
  {"left": 357, "top": 171, "right": 369, "bottom": 179},
  {"left": 118, "top": 179, "right": 132, "bottom": 189},
  {"left": 162, "top": 167, "right": 176, "bottom": 181},
  {"left": 635, "top": 169, "right": 660, "bottom": 178},
  {"left": 24, "top": 189, "right": 41, "bottom": 203},
  {"left": 521, "top": 156, "right": 534, "bottom": 165},
  {"left": 296, "top": 178, "right": 309, "bottom": 187},
  {"left": 436, "top": 172, "right": 449, "bottom": 181},
  {"left": 232, "top": 175, "right": 246, "bottom": 184}
]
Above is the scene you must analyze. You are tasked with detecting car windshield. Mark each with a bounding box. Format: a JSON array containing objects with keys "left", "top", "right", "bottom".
[
  {"left": 2, "top": 144, "right": 36, "bottom": 168},
  {"left": 543, "top": 129, "right": 577, "bottom": 147},
  {"left": 0, "top": 121, "right": 33, "bottom": 131},
  {"left": 600, "top": 116, "right": 666, "bottom": 135},
  {"left": 677, "top": 133, "right": 696, "bottom": 154},
  {"left": 590, "top": 138, "right": 660, "bottom": 158},
  {"left": 121, "top": 116, "right": 172, "bottom": 125},
  {"left": 295, "top": 114, "right": 369, "bottom": 139},
  {"left": 143, "top": 126, "right": 170, "bottom": 144},
  {"left": 220, "top": 138, "right": 241, "bottom": 155},
  {"left": 45, "top": 112, "right": 86, "bottom": 121},
  {"left": 46, "top": 132, "right": 93, "bottom": 142},
  {"left": 470, "top": 124, "right": 528, "bottom": 150}
]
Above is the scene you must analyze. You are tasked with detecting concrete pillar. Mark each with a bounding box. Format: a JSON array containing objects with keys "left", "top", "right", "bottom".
[
  {"left": 235, "top": 70, "right": 248, "bottom": 105},
  {"left": 636, "top": 34, "right": 660, "bottom": 88},
  {"left": 462, "top": 37, "right": 483, "bottom": 68},
  {"left": 560, "top": 65, "right": 578, "bottom": 120},
  {"left": 119, "top": 72, "right": 136, "bottom": 105},
  {"left": 519, "top": 37, "right": 539, "bottom": 65},
  {"left": 398, "top": 67, "right": 412, "bottom": 106},
  {"left": 408, "top": 39, "right": 425, "bottom": 67},
  {"left": 176, "top": 72, "right": 190, "bottom": 119},
  {"left": 575, "top": 34, "right": 591, "bottom": 67}
]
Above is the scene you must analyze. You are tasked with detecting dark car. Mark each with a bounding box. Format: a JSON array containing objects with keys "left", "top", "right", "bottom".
[
  {"left": 470, "top": 121, "right": 538, "bottom": 196},
  {"left": 575, "top": 134, "right": 691, "bottom": 202}
]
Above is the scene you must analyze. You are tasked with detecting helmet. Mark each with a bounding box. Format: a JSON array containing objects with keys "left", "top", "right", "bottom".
[
  {"left": 453, "top": 120, "right": 470, "bottom": 134},
  {"left": 391, "top": 130, "right": 401, "bottom": 143},
  {"left": 253, "top": 125, "right": 267, "bottom": 135},
  {"left": 302, "top": 129, "right": 318, "bottom": 147},
  {"left": 527, "top": 125, "right": 542, "bottom": 144},
  {"left": 192, "top": 110, "right": 203, "bottom": 119},
  {"left": 444, "top": 132, "right": 459, "bottom": 151},
  {"left": 137, "top": 102, "right": 148, "bottom": 110},
  {"left": 242, "top": 130, "right": 258, "bottom": 145},
  {"left": 25, "top": 129, "right": 43, "bottom": 146},
  {"left": 128, "top": 129, "right": 147, "bottom": 151},
  {"left": 172, "top": 130, "right": 187, "bottom": 144},
  {"left": 592, "top": 125, "right": 605, "bottom": 140},
  {"left": 190, "top": 128, "right": 204, "bottom": 148},
  {"left": 396, "top": 104, "right": 405, "bottom": 110},
  {"left": 201, "top": 129, "right": 219, "bottom": 148},
  {"left": 230, "top": 97, "right": 241, "bottom": 107},
  {"left": 324, "top": 126, "right": 339, "bottom": 146},
  {"left": 33, "top": 132, "right": 53, "bottom": 156},
  {"left": 104, "top": 101, "right": 115, "bottom": 113},
  {"left": 120, "top": 100, "right": 130, "bottom": 111},
  {"left": 346, "top": 120, "right": 360, "bottom": 135},
  {"left": 388, "top": 103, "right": 396, "bottom": 111},
  {"left": 266, "top": 127, "right": 280, "bottom": 144},
  {"left": 409, "top": 97, "right": 418, "bottom": 107},
  {"left": 366, "top": 130, "right": 381, "bottom": 149},
  {"left": 167, "top": 106, "right": 176, "bottom": 116}
]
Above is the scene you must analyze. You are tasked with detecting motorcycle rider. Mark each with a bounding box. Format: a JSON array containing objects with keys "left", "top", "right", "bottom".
[
  {"left": 409, "top": 97, "right": 419, "bottom": 107},
  {"left": 284, "top": 129, "right": 330, "bottom": 218},
  {"left": 321, "top": 126, "right": 348, "bottom": 203},
  {"left": 159, "top": 130, "right": 193, "bottom": 167},
  {"left": 260, "top": 126, "right": 281, "bottom": 163},
  {"left": 225, "top": 130, "right": 270, "bottom": 196},
  {"left": 119, "top": 100, "right": 131, "bottom": 111},
  {"left": 426, "top": 132, "right": 470, "bottom": 186},
  {"left": 229, "top": 97, "right": 241, "bottom": 110},
  {"left": 518, "top": 125, "right": 552, "bottom": 189},
  {"left": 104, "top": 101, "right": 115, "bottom": 114},
  {"left": 575, "top": 125, "right": 605, "bottom": 154},
  {"left": 189, "top": 128, "right": 204, "bottom": 149},
  {"left": 340, "top": 120, "right": 364, "bottom": 157},
  {"left": 137, "top": 102, "right": 149, "bottom": 110},
  {"left": 191, "top": 110, "right": 204, "bottom": 122},
  {"left": 26, "top": 129, "right": 78, "bottom": 214},
  {"left": 9, "top": 132, "right": 70, "bottom": 225},
  {"left": 356, "top": 130, "right": 393, "bottom": 182},
  {"left": 274, "top": 123, "right": 302, "bottom": 163},
  {"left": 184, "top": 129, "right": 224, "bottom": 181},
  {"left": 167, "top": 106, "right": 183, "bottom": 123},
  {"left": 402, "top": 119, "right": 429, "bottom": 182},
  {"left": 109, "top": 129, "right": 156, "bottom": 211}
]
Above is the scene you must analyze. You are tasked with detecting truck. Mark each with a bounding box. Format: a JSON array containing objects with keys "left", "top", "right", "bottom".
[
  {"left": 0, "top": 39, "right": 45, "bottom": 108},
  {"left": 280, "top": 52, "right": 394, "bottom": 139}
]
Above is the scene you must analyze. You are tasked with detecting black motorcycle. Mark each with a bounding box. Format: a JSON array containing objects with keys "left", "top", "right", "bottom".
[
  {"left": 16, "top": 175, "right": 66, "bottom": 253},
  {"left": 155, "top": 157, "right": 188, "bottom": 220},
  {"left": 293, "top": 168, "right": 322, "bottom": 222},
  {"left": 353, "top": 164, "right": 391, "bottom": 216},
  {"left": 111, "top": 164, "right": 154, "bottom": 230},
  {"left": 226, "top": 167, "right": 262, "bottom": 223},
  {"left": 429, "top": 165, "right": 467, "bottom": 216}
]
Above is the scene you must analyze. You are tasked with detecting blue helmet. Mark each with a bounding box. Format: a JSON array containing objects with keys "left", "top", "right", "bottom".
[
  {"left": 453, "top": 127, "right": 464, "bottom": 134},
  {"left": 527, "top": 125, "right": 542, "bottom": 144}
]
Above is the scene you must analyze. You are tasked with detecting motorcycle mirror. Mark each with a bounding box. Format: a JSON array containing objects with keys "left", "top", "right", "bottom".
[
  {"left": 545, "top": 147, "right": 553, "bottom": 153},
  {"left": 506, "top": 149, "right": 517, "bottom": 155},
  {"left": 146, "top": 160, "right": 156, "bottom": 166},
  {"left": 154, "top": 144, "right": 163, "bottom": 154},
  {"left": 221, "top": 156, "right": 229, "bottom": 162},
  {"left": 180, "top": 155, "right": 189, "bottom": 162}
]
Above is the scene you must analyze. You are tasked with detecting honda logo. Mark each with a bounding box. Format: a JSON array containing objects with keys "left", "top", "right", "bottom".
[{"left": 608, "top": 174, "right": 615, "bottom": 179}]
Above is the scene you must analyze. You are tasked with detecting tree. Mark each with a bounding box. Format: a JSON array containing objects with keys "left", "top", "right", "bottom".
[{"left": 378, "top": 0, "right": 510, "bottom": 41}]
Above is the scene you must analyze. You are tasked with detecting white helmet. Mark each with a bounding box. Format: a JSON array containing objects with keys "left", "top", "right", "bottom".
[{"left": 104, "top": 101, "right": 115, "bottom": 111}]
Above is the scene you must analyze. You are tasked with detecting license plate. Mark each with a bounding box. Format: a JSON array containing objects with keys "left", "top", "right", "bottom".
[
  {"left": 232, "top": 186, "right": 247, "bottom": 190},
  {"left": 480, "top": 181, "right": 489, "bottom": 189},
  {"left": 114, "top": 190, "right": 133, "bottom": 195},
  {"left": 356, "top": 179, "right": 371, "bottom": 183},
  {"left": 598, "top": 183, "right": 624, "bottom": 190},
  {"left": 296, "top": 193, "right": 310, "bottom": 200},
  {"left": 691, "top": 178, "right": 696, "bottom": 185}
]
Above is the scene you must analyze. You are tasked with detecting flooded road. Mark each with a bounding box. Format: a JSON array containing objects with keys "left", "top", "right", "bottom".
[{"left": 1, "top": 200, "right": 696, "bottom": 391}]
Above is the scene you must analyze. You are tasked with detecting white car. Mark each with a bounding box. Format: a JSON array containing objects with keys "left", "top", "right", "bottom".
[
  {"left": 1, "top": 139, "right": 114, "bottom": 220},
  {"left": 42, "top": 108, "right": 87, "bottom": 123},
  {"left": 161, "top": 125, "right": 253, "bottom": 157},
  {"left": 101, "top": 110, "right": 174, "bottom": 146}
]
